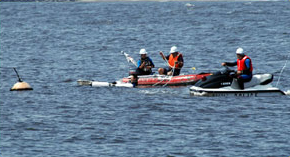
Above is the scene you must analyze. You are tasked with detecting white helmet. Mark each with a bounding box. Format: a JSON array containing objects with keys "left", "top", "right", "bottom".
[
  {"left": 236, "top": 47, "right": 244, "bottom": 55},
  {"left": 170, "top": 46, "right": 178, "bottom": 54},
  {"left": 139, "top": 49, "right": 147, "bottom": 55}
]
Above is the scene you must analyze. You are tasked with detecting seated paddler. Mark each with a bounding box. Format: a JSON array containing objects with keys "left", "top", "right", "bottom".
[
  {"left": 131, "top": 49, "right": 155, "bottom": 87},
  {"left": 222, "top": 47, "right": 253, "bottom": 89},
  {"left": 136, "top": 48, "right": 155, "bottom": 75},
  {"left": 158, "top": 46, "right": 184, "bottom": 76}
]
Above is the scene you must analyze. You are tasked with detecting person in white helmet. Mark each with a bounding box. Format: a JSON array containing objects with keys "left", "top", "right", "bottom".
[
  {"left": 222, "top": 47, "right": 253, "bottom": 89},
  {"left": 136, "top": 48, "right": 155, "bottom": 75},
  {"left": 130, "top": 49, "right": 155, "bottom": 87},
  {"left": 158, "top": 46, "right": 184, "bottom": 76}
]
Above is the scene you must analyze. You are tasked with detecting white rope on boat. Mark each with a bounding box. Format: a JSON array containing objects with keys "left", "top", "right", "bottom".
[
  {"left": 152, "top": 52, "right": 176, "bottom": 87},
  {"left": 162, "top": 53, "right": 181, "bottom": 87},
  {"left": 162, "top": 63, "right": 176, "bottom": 87},
  {"left": 152, "top": 75, "right": 170, "bottom": 87},
  {"left": 276, "top": 52, "right": 290, "bottom": 87}
]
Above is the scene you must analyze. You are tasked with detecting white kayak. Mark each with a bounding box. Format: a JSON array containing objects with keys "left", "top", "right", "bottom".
[
  {"left": 190, "top": 84, "right": 285, "bottom": 97},
  {"left": 77, "top": 80, "right": 133, "bottom": 88},
  {"left": 189, "top": 67, "right": 286, "bottom": 97}
]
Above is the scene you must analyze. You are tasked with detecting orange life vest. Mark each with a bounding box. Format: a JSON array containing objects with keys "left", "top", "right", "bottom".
[
  {"left": 237, "top": 55, "right": 253, "bottom": 72},
  {"left": 168, "top": 53, "right": 182, "bottom": 68}
]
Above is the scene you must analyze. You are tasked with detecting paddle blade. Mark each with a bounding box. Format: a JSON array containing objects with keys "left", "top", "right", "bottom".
[{"left": 121, "top": 51, "right": 137, "bottom": 67}]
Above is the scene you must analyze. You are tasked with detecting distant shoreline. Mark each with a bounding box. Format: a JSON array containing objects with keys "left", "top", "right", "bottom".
[
  {"left": 1, "top": 0, "right": 288, "bottom": 2},
  {"left": 76, "top": 0, "right": 287, "bottom": 1},
  {"left": 77, "top": 0, "right": 288, "bottom": 1}
]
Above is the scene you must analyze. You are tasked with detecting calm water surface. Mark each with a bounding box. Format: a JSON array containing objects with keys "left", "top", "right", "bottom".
[{"left": 1, "top": 1, "right": 290, "bottom": 156}]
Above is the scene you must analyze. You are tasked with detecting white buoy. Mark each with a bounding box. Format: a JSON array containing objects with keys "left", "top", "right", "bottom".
[
  {"left": 10, "top": 68, "right": 33, "bottom": 91},
  {"left": 10, "top": 81, "right": 33, "bottom": 91},
  {"left": 185, "top": 3, "right": 195, "bottom": 7}
]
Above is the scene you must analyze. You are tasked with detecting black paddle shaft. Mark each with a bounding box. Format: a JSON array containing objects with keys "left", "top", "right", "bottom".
[{"left": 13, "top": 68, "right": 23, "bottom": 82}]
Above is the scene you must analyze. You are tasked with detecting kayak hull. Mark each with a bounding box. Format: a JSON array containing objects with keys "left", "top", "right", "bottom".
[
  {"left": 77, "top": 80, "right": 133, "bottom": 88},
  {"left": 91, "top": 81, "right": 133, "bottom": 88},
  {"left": 122, "top": 73, "right": 211, "bottom": 86},
  {"left": 190, "top": 85, "right": 285, "bottom": 97}
]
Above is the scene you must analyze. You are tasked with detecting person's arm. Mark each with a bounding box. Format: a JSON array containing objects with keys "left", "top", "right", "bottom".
[
  {"left": 144, "top": 58, "right": 154, "bottom": 70},
  {"left": 166, "top": 55, "right": 170, "bottom": 61},
  {"left": 137, "top": 60, "right": 143, "bottom": 69},
  {"left": 149, "top": 58, "right": 155, "bottom": 68},
  {"left": 222, "top": 61, "right": 237, "bottom": 67},
  {"left": 245, "top": 59, "right": 251, "bottom": 69},
  {"left": 159, "top": 51, "right": 166, "bottom": 61},
  {"left": 176, "top": 54, "right": 184, "bottom": 68},
  {"left": 242, "top": 59, "right": 251, "bottom": 74}
]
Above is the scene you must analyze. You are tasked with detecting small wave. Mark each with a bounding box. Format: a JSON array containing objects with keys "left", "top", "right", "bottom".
[
  {"left": 138, "top": 88, "right": 181, "bottom": 95},
  {"left": 25, "top": 127, "right": 39, "bottom": 131},
  {"left": 63, "top": 135, "right": 83, "bottom": 143},
  {"left": 138, "top": 89, "right": 161, "bottom": 95},
  {"left": 63, "top": 78, "right": 74, "bottom": 83}
]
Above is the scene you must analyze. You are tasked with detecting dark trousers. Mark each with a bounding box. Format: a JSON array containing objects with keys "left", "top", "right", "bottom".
[
  {"left": 135, "top": 68, "right": 152, "bottom": 75},
  {"left": 237, "top": 76, "right": 252, "bottom": 89},
  {"left": 164, "top": 68, "right": 181, "bottom": 76}
]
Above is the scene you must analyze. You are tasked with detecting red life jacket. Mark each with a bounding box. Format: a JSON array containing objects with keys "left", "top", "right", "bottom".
[
  {"left": 237, "top": 55, "right": 253, "bottom": 72},
  {"left": 168, "top": 53, "right": 182, "bottom": 68}
]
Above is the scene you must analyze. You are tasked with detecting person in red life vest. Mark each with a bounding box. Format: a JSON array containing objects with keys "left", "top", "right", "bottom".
[
  {"left": 158, "top": 46, "right": 184, "bottom": 76},
  {"left": 222, "top": 47, "right": 253, "bottom": 89}
]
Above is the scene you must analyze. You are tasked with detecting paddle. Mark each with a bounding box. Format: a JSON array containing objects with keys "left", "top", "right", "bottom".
[
  {"left": 159, "top": 51, "right": 171, "bottom": 68},
  {"left": 121, "top": 51, "right": 137, "bottom": 67},
  {"left": 13, "top": 68, "right": 23, "bottom": 82}
]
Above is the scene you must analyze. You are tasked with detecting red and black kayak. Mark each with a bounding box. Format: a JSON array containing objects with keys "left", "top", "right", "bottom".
[
  {"left": 121, "top": 73, "right": 211, "bottom": 86},
  {"left": 76, "top": 52, "right": 211, "bottom": 87}
]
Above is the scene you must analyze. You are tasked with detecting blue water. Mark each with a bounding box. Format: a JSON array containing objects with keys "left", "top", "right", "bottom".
[{"left": 1, "top": 1, "right": 290, "bottom": 156}]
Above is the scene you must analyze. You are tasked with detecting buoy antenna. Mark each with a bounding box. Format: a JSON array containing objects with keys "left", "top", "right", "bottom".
[{"left": 13, "top": 68, "right": 23, "bottom": 82}]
